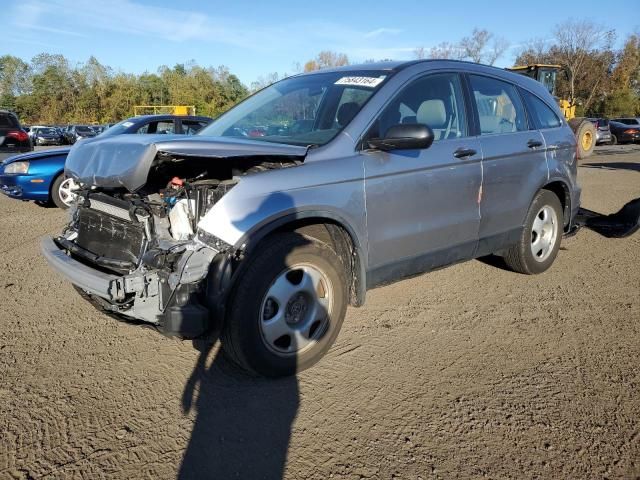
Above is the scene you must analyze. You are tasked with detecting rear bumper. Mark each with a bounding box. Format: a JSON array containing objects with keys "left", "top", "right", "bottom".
[
  {"left": 615, "top": 131, "right": 640, "bottom": 143},
  {"left": 596, "top": 130, "right": 611, "bottom": 144}
]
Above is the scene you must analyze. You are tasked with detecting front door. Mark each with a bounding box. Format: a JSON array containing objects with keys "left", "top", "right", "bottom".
[{"left": 363, "top": 72, "right": 482, "bottom": 287}]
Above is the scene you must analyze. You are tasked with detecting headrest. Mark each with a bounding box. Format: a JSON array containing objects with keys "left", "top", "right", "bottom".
[
  {"left": 337, "top": 102, "right": 360, "bottom": 127},
  {"left": 417, "top": 99, "right": 446, "bottom": 128}
]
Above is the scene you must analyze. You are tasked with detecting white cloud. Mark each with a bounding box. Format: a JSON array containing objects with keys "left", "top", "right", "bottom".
[
  {"left": 14, "top": 22, "right": 87, "bottom": 38},
  {"left": 364, "top": 28, "right": 403, "bottom": 39}
]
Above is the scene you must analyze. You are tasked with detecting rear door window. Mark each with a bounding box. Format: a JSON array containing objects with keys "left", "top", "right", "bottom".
[
  {"left": 181, "top": 120, "right": 209, "bottom": 135},
  {"left": 469, "top": 75, "right": 527, "bottom": 135},
  {"left": 520, "top": 89, "right": 562, "bottom": 129},
  {"left": 137, "top": 121, "right": 175, "bottom": 134}
]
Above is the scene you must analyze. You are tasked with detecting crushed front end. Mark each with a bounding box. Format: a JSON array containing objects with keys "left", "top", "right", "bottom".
[
  {"left": 41, "top": 180, "right": 236, "bottom": 337},
  {"left": 40, "top": 136, "right": 306, "bottom": 337}
]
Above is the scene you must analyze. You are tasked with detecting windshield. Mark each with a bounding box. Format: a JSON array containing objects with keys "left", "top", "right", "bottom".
[
  {"left": 76, "top": 126, "right": 92, "bottom": 133},
  {"left": 39, "top": 128, "right": 57, "bottom": 135},
  {"left": 198, "top": 71, "right": 390, "bottom": 146},
  {"left": 98, "top": 119, "right": 131, "bottom": 136}
]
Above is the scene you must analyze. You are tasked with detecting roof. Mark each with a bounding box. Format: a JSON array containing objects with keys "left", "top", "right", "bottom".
[
  {"left": 301, "top": 59, "right": 529, "bottom": 76},
  {"left": 507, "top": 64, "right": 562, "bottom": 70},
  {"left": 130, "top": 114, "right": 212, "bottom": 121}
]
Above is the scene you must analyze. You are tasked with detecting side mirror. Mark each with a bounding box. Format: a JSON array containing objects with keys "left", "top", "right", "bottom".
[{"left": 367, "top": 124, "right": 434, "bottom": 151}]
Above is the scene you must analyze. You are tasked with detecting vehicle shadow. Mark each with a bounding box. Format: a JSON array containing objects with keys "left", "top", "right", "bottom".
[
  {"left": 179, "top": 191, "right": 303, "bottom": 479},
  {"left": 581, "top": 162, "right": 640, "bottom": 172},
  {"left": 574, "top": 197, "right": 640, "bottom": 238},
  {"left": 178, "top": 339, "right": 299, "bottom": 479},
  {"left": 478, "top": 197, "right": 640, "bottom": 271}
]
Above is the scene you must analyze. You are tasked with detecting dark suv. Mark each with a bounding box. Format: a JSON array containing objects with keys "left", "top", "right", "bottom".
[{"left": 0, "top": 110, "right": 32, "bottom": 161}]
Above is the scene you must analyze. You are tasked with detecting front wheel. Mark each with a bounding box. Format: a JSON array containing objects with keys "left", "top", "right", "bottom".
[
  {"left": 51, "top": 175, "right": 78, "bottom": 209},
  {"left": 504, "top": 190, "right": 563, "bottom": 275},
  {"left": 222, "top": 232, "right": 348, "bottom": 377}
]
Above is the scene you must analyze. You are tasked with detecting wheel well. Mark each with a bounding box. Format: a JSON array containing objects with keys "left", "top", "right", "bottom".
[
  {"left": 271, "top": 218, "right": 365, "bottom": 307},
  {"left": 542, "top": 181, "right": 570, "bottom": 228},
  {"left": 48, "top": 170, "right": 64, "bottom": 200}
]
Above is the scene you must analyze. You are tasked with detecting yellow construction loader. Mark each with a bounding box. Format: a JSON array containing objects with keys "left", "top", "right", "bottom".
[
  {"left": 506, "top": 64, "right": 596, "bottom": 159},
  {"left": 133, "top": 105, "right": 196, "bottom": 116}
]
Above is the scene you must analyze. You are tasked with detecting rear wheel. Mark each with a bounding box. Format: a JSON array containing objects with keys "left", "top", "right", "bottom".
[
  {"left": 504, "top": 190, "right": 563, "bottom": 275},
  {"left": 610, "top": 135, "right": 617, "bottom": 145},
  {"left": 222, "top": 232, "right": 348, "bottom": 377}
]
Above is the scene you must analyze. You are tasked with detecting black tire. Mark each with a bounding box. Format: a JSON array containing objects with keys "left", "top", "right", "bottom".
[
  {"left": 575, "top": 120, "right": 596, "bottom": 159},
  {"left": 50, "top": 174, "right": 69, "bottom": 210},
  {"left": 222, "top": 232, "right": 348, "bottom": 377},
  {"left": 610, "top": 135, "right": 617, "bottom": 145},
  {"left": 504, "top": 190, "right": 563, "bottom": 275}
]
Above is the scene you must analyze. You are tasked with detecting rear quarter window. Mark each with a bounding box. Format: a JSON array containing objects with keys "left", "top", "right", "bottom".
[{"left": 520, "top": 89, "right": 562, "bottom": 129}]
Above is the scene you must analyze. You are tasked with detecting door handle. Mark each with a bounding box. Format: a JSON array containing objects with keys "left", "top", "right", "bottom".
[
  {"left": 453, "top": 147, "right": 477, "bottom": 158},
  {"left": 527, "top": 139, "right": 543, "bottom": 148}
]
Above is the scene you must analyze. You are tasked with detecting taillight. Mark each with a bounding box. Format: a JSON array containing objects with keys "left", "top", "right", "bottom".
[
  {"left": 7, "top": 130, "right": 29, "bottom": 142},
  {"left": 624, "top": 129, "right": 638, "bottom": 134}
]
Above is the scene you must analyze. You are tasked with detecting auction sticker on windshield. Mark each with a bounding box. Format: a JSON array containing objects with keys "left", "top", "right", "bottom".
[{"left": 334, "top": 76, "right": 385, "bottom": 88}]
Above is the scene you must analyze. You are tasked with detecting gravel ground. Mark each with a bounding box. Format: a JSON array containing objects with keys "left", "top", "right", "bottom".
[{"left": 1, "top": 145, "right": 639, "bottom": 479}]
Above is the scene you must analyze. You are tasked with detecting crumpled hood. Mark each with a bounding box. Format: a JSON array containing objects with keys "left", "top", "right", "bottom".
[{"left": 65, "top": 134, "right": 309, "bottom": 191}]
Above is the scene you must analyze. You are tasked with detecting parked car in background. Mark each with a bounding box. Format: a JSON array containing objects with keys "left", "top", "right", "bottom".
[
  {"left": 587, "top": 118, "right": 612, "bottom": 145},
  {"left": 100, "top": 114, "right": 212, "bottom": 136},
  {"left": 40, "top": 61, "right": 580, "bottom": 377},
  {"left": 0, "top": 110, "right": 32, "bottom": 161},
  {"left": 610, "top": 117, "right": 640, "bottom": 126},
  {"left": 32, "top": 126, "right": 65, "bottom": 146},
  {"left": 0, "top": 114, "right": 214, "bottom": 208},
  {"left": 27, "top": 125, "right": 47, "bottom": 140},
  {"left": 65, "top": 125, "right": 97, "bottom": 144},
  {"left": 609, "top": 120, "right": 640, "bottom": 144}
]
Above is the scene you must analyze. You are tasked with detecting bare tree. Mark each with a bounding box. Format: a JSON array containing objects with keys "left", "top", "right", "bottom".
[
  {"left": 460, "top": 29, "right": 492, "bottom": 63},
  {"left": 486, "top": 36, "right": 511, "bottom": 66},
  {"left": 414, "top": 28, "right": 508, "bottom": 65},
  {"left": 429, "top": 42, "right": 464, "bottom": 60},
  {"left": 458, "top": 28, "right": 510, "bottom": 65},
  {"left": 553, "top": 20, "right": 615, "bottom": 103},
  {"left": 516, "top": 38, "right": 553, "bottom": 65},
  {"left": 303, "top": 51, "right": 349, "bottom": 72},
  {"left": 250, "top": 72, "right": 281, "bottom": 92}
]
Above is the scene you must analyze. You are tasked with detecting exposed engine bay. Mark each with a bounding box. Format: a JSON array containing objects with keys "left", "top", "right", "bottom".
[{"left": 50, "top": 149, "right": 304, "bottom": 337}]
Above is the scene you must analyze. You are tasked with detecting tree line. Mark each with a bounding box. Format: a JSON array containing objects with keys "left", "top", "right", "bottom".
[
  {"left": 514, "top": 20, "right": 639, "bottom": 118},
  {"left": 0, "top": 54, "right": 248, "bottom": 124},
  {"left": 1, "top": 20, "right": 638, "bottom": 124}
]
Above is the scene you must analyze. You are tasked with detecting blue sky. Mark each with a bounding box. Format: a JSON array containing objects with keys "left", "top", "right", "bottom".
[{"left": 2, "top": 0, "right": 637, "bottom": 85}]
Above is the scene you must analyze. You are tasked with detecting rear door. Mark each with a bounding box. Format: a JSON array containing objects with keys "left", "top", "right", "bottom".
[
  {"left": 467, "top": 74, "right": 548, "bottom": 254},
  {"left": 520, "top": 88, "right": 577, "bottom": 223}
]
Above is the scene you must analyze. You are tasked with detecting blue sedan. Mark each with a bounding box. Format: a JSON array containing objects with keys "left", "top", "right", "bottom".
[{"left": 0, "top": 114, "right": 212, "bottom": 208}]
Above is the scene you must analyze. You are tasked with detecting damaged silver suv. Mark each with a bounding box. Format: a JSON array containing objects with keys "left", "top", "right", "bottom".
[{"left": 42, "top": 60, "right": 580, "bottom": 377}]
